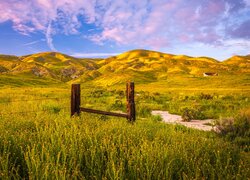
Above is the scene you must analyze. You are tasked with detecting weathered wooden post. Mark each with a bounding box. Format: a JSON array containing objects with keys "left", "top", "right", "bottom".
[
  {"left": 71, "top": 84, "right": 80, "bottom": 116},
  {"left": 126, "top": 82, "right": 136, "bottom": 122}
]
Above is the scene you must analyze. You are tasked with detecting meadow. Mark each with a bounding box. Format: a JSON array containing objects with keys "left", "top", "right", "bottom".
[
  {"left": 0, "top": 84, "right": 249, "bottom": 179},
  {"left": 0, "top": 49, "right": 249, "bottom": 179}
]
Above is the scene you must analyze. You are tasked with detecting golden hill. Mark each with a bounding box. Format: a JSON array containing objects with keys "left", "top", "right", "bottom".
[
  {"left": 0, "top": 52, "right": 99, "bottom": 82},
  {"left": 91, "top": 50, "right": 226, "bottom": 85},
  {"left": 222, "top": 55, "right": 250, "bottom": 73},
  {"left": 0, "top": 50, "right": 249, "bottom": 87}
]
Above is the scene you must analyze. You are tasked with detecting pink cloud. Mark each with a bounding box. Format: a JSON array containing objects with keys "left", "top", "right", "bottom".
[
  {"left": 0, "top": 0, "right": 249, "bottom": 50},
  {"left": 145, "top": 37, "right": 170, "bottom": 49},
  {"left": 0, "top": 0, "right": 98, "bottom": 49},
  {"left": 179, "top": 35, "right": 190, "bottom": 43},
  {"left": 230, "top": 19, "right": 250, "bottom": 39}
]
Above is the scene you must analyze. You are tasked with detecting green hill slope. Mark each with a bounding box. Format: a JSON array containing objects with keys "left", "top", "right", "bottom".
[
  {"left": 87, "top": 50, "right": 248, "bottom": 87},
  {"left": 0, "top": 50, "right": 249, "bottom": 88},
  {"left": 0, "top": 52, "right": 100, "bottom": 86}
]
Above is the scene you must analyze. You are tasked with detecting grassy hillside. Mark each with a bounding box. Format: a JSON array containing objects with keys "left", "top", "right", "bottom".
[
  {"left": 0, "top": 52, "right": 99, "bottom": 86},
  {"left": 1, "top": 49, "right": 250, "bottom": 88},
  {"left": 92, "top": 49, "right": 249, "bottom": 89},
  {"left": 222, "top": 55, "right": 250, "bottom": 73}
]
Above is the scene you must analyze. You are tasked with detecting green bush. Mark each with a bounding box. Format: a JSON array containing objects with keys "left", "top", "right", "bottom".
[
  {"left": 181, "top": 108, "right": 195, "bottom": 122},
  {"left": 110, "top": 100, "right": 124, "bottom": 110},
  {"left": 215, "top": 110, "right": 250, "bottom": 151},
  {"left": 181, "top": 107, "right": 205, "bottom": 121},
  {"left": 151, "top": 115, "right": 162, "bottom": 122},
  {"left": 137, "top": 104, "right": 152, "bottom": 118}
]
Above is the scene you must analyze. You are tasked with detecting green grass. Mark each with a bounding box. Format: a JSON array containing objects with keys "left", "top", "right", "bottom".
[
  {"left": 0, "top": 86, "right": 249, "bottom": 179},
  {"left": 0, "top": 74, "right": 62, "bottom": 87},
  {"left": 0, "top": 112, "right": 249, "bottom": 179}
]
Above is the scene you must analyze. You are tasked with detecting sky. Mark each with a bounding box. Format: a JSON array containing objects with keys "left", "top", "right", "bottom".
[{"left": 0, "top": 0, "right": 250, "bottom": 61}]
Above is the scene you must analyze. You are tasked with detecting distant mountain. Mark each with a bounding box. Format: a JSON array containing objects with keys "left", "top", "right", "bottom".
[{"left": 0, "top": 50, "right": 249, "bottom": 87}]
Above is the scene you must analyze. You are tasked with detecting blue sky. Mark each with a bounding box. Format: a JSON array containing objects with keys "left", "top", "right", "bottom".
[{"left": 0, "top": 0, "right": 249, "bottom": 60}]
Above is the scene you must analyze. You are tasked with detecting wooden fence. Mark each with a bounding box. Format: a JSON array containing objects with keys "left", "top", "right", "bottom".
[{"left": 71, "top": 82, "right": 136, "bottom": 122}]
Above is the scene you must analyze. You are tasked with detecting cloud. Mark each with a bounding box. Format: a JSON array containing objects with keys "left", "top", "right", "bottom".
[
  {"left": 89, "top": 0, "right": 250, "bottom": 48},
  {"left": 245, "top": 0, "right": 250, "bottom": 6},
  {"left": 229, "top": 19, "right": 250, "bottom": 39},
  {"left": 46, "top": 22, "right": 57, "bottom": 51},
  {"left": 0, "top": 0, "right": 249, "bottom": 50},
  {"left": 0, "top": 0, "right": 97, "bottom": 50},
  {"left": 23, "top": 39, "right": 46, "bottom": 46}
]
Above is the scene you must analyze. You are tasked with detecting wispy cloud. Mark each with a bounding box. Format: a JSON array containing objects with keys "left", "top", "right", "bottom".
[
  {"left": 71, "top": 52, "right": 119, "bottom": 58},
  {"left": 46, "top": 22, "right": 57, "bottom": 51},
  {"left": 0, "top": 0, "right": 250, "bottom": 51},
  {"left": 23, "top": 39, "right": 46, "bottom": 46}
]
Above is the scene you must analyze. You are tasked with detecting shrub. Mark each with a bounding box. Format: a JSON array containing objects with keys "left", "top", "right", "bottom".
[
  {"left": 215, "top": 117, "right": 235, "bottom": 136},
  {"left": 181, "top": 107, "right": 205, "bottom": 121},
  {"left": 151, "top": 115, "right": 162, "bottom": 122},
  {"left": 215, "top": 110, "right": 250, "bottom": 150},
  {"left": 137, "top": 104, "right": 152, "bottom": 118},
  {"left": 181, "top": 108, "right": 195, "bottom": 122},
  {"left": 110, "top": 100, "right": 124, "bottom": 110},
  {"left": 199, "top": 93, "right": 213, "bottom": 100}
]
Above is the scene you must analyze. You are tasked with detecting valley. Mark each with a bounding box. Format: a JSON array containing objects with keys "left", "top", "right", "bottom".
[{"left": 0, "top": 49, "right": 249, "bottom": 179}]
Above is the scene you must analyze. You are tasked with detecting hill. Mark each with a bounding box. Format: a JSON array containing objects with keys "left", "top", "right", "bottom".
[
  {"left": 92, "top": 49, "right": 221, "bottom": 86},
  {"left": 222, "top": 55, "right": 250, "bottom": 73},
  {"left": 0, "top": 52, "right": 99, "bottom": 86},
  {"left": 0, "top": 50, "right": 249, "bottom": 88}
]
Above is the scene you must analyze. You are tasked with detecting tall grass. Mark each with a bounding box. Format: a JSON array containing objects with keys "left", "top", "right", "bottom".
[
  {"left": 0, "top": 87, "right": 249, "bottom": 179},
  {"left": 0, "top": 112, "right": 249, "bottom": 179}
]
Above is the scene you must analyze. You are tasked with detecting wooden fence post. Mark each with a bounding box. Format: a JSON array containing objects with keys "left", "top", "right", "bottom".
[
  {"left": 71, "top": 84, "right": 80, "bottom": 116},
  {"left": 126, "top": 82, "right": 136, "bottom": 122}
]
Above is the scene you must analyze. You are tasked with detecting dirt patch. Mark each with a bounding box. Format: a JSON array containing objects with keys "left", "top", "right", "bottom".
[{"left": 152, "top": 110, "right": 215, "bottom": 131}]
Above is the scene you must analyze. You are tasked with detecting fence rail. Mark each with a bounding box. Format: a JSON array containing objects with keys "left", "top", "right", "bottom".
[
  {"left": 80, "top": 107, "right": 128, "bottom": 118},
  {"left": 71, "top": 82, "right": 136, "bottom": 122}
]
